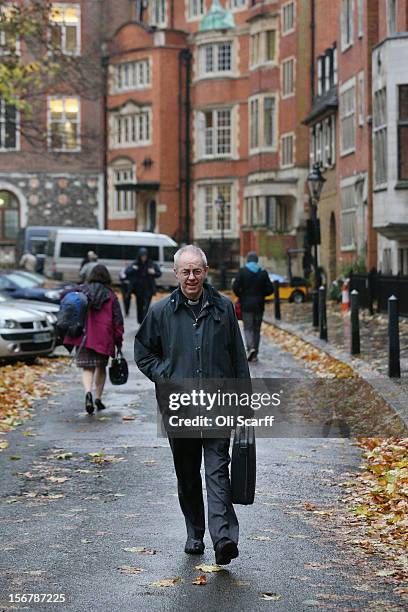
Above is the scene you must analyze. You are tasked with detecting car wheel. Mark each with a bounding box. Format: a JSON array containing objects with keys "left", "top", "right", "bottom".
[
  {"left": 292, "top": 290, "right": 305, "bottom": 304},
  {"left": 23, "top": 356, "right": 38, "bottom": 365}
]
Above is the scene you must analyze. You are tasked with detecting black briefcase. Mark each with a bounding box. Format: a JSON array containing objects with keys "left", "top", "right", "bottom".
[{"left": 231, "top": 425, "right": 256, "bottom": 505}]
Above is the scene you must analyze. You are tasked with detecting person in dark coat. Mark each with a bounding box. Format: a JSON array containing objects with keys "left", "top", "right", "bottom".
[
  {"left": 232, "top": 251, "right": 273, "bottom": 362},
  {"left": 125, "top": 247, "right": 162, "bottom": 324},
  {"left": 64, "top": 264, "right": 124, "bottom": 415},
  {"left": 134, "top": 245, "right": 250, "bottom": 566}
]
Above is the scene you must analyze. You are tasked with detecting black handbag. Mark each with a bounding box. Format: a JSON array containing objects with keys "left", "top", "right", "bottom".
[
  {"left": 109, "top": 349, "right": 129, "bottom": 385},
  {"left": 231, "top": 425, "right": 256, "bottom": 505}
]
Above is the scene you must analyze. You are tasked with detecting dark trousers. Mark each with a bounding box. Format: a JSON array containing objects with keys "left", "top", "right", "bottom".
[
  {"left": 242, "top": 310, "right": 263, "bottom": 356},
  {"left": 169, "top": 437, "right": 239, "bottom": 548},
  {"left": 120, "top": 282, "right": 131, "bottom": 316},
  {"left": 136, "top": 292, "right": 152, "bottom": 324}
]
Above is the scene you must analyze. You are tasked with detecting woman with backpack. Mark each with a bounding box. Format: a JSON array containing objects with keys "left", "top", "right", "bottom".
[{"left": 63, "top": 264, "right": 124, "bottom": 414}]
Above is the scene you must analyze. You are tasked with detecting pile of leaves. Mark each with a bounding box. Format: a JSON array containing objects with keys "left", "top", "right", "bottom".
[
  {"left": 263, "top": 323, "right": 356, "bottom": 378},
  {"left": 0, "top": 358, "right": 67, "bottom": 438},
  {"left": 342, "top": 437, "right": 408, "bottom": 585}
]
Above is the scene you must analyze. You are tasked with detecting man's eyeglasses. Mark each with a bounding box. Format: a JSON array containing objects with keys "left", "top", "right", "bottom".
[{"left": 178, "top": 269, "right": 204, "bottom": 278}]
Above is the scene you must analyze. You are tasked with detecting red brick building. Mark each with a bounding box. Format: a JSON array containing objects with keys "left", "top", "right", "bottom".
[
  {"left": 0, "top": 0, "right": 105, "bottom": 264},
  {"left": 106, "top": 0, "right": 312, "bottom": 273}
]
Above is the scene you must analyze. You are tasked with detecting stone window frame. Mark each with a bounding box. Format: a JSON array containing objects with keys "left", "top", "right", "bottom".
[
  {"left": 195, "top": 105, "right": 238, "bottom": 160},
  {"left": 280, "top": 132, "right": 295, "bottom": 168},
  {"left": 357, "top": 0, "right": 364, "bottom": 38},
  {"left": 341, "top": 0, "right": 354, "bottom": 52},
  {"left": 0, "top": 4, "right": 21, "bottom": 56},
  {"left": 281, "top": 56, "right": 295, "bottom": 99},
  {"left": 111, "top": 102, "right": 152, "bottom": 149},
  {"left": 198, "top": 40, "right": 234, "bottom": 78},
  {"left": 109, "top": 157, "right": 137, "bottom": 219},
  {"left": 47, "top": 95, "right": 81, "bottom": 153},
  {"left": 387, "top": 0, "right": 397, "bottom": 35},
  {"left": 373, "top": 86, "right": 387, "bottom": 188},
  {"left": 340, "top": 177, "right": 359, "bottom": 251},
  {"left": 194, "top": 30, "right": 240, "bottom": 82},
  {"left": 0, "top": 98, "right": 19, "bottom": 152},
  {"left": 194, "top": 180, "right": 239, "bottom": 238},
  {"left": 113, "top": 58, "right": 151, "bottom": 93},
  {"left": 248, "top": 92, "right": 278, "bottom": 154},
  {"left": 186, "top": 0, "right": 205, "bottom": 22},
  {"left": 228, "top": 0, "right": 247, "bottom": 12},
  {"left": 149, "top": 0, "right": 167, "bottom": 28},
  {"left": 50, "top": 3, "right": 81, "bottom": 56},
  {"left": 281, "top": 0, "right": 295, "bottom": 36},
  {"left": 250, "top": 29, "right": 277, "bottom": 69},
  {"left": 339, "top": 77, "right": 356, "bottom": 156}
]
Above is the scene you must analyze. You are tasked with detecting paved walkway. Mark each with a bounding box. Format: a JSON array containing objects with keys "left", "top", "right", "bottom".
[
  {"left": 0, "top": 307, "right": 406, "bottom": 610},
  {"left": 264, "top": 301, "right": 408, "bottom": 379}
]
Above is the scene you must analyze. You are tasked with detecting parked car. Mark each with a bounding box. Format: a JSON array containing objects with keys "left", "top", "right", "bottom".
[
  {"left": 0, "top": 291, "right": 60, "bottom": 340},
  {"left": 44, "top": 228, "right": 179, "bottom": 287},
  {"left": 0, "top": 272, "right": 63, "bottom": 304},
  {"left": 265, "top": 273, "right": 308, "bottom": 304},
  {"left": 0, "top": 301, "right": 56, "bottom": 360}
]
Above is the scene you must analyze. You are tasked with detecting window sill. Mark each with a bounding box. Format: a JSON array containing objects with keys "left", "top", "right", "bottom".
[
  {"left": 48, "top": 148, "right": 81, "bottom": 153},
  {"left": 249, "top": 147, "right": 278, "bottom": 155},
  {"left": 373, "top": 184, "right": 388, "bottom": 192},
  {"left": 340, "top": 148, "right": 356, "bottom": 158},
  {"left": 196, "top": 155, "right": 234, "bottom": 162},
  {"left": 0, "top": 148, "right": 20, "bottom": 153},
  {"left": 282, "top": 28, "right": 295, "bottom": 37},
  {"left": 341, "top": 42, "right": 353, "bottom": 53},
  {"left": 112, "top": 85, "right": 152, "bottom": 94},
  {"left": 395, "top": 181, "right": 408, "bottom": 190},
  {"left": 250, "top": 61, "right": 278, "bottom": 71},
  {"left": 340, "top": 245, "right": 357, "bottom": 252},
  {"left": 195, "top": 73, "right": 236, "bottom": 82}
]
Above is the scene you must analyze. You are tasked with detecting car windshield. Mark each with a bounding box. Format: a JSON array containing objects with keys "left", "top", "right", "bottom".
[
  {"left": 14, "top": 271, "right": 44, "bottom": 284},
  {"left": 5, "top": 273, "right": 39, "bottom": 288}
]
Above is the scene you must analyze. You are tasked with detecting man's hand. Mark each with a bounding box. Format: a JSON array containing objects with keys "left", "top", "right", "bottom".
[
  {"left": 132, "top": 265, "right": 139, "bottom": 271},
  {"left": 148, "top": 267, "right": 155, "bottom": 275}
]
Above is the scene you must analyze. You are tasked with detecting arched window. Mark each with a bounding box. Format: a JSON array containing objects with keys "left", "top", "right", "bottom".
[{"left": 0, "top": 191, "right": 20, "bottom": 241}]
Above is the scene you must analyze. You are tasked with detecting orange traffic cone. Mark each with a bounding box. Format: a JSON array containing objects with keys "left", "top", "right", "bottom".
[{"left": 341, "top": 280, "right": 350, "bottom": 312}]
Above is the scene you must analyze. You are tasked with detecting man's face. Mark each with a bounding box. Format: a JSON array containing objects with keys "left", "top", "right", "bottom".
[
  {"left": 140, "top": 255, "right": 148, "bottom": 263},
  {"left": 174, "top": 252, "right": 208, "bottom": 299}
]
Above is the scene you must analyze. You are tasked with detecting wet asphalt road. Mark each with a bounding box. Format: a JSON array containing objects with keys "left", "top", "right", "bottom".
[{"left": 0, "top": 302, "right": 405, "bottom": 612}]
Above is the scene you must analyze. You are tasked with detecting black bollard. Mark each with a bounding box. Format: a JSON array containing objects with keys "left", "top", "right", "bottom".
[
  {"left": 274, "top": 280, "right": 281, "bottom": 321},
  {"left": 388, "top": 295, "right": 401, "bottom": 378},
  {"left": 318, "top": 285, "right": 328, "bottom": 341},
  {"left": 350, "top": 289, "right": 360, "bottom": 355},
  {"left": 312, "top": 289, "right": 319, "bottom": 328}
]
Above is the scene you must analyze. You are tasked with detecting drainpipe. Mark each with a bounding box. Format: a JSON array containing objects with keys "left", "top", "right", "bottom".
[
  {"left": 101, "top": 54, "right": 109, "bottom": 230},
  {"left": 311, "top": 0, "right": 315, "bottom": 102},
  {"left": 179, "top": 48, "right": 192, "bottom": 244}
]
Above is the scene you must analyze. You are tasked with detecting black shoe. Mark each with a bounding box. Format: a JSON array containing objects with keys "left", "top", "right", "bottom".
[
  {"left": 215, "top": 539, "right": 239, "bottom": 565},
  {"left": 184, "top": 538, "right": 205, "bottom": 555},
  {"left": 95, "top": 399, "right": 106, "bottom": 411},
  {"left": 85, "top": 392, "right": 94, "bottom": 414},
  {"left": 247, "top": 348, "right": 256, "bottom": 362}
]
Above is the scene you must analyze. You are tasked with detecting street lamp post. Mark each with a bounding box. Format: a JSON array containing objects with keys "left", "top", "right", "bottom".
[
  {"left": 307, "top": 163, "right": 326, "bottom": 327},
  {"left": 215, "top": 193, "right": 226, "bottom": 290}
]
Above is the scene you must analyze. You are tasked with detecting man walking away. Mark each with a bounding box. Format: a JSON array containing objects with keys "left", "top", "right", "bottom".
[
  {"left": 125, "top": 247, "right": 161, "bottom": 324},
  {"left": 134, "top": 245, "right": 250, "bottom": 565},
  {"left": 79, "top": 251, "right": 98, "bottom": 283},
  {"left": 232, "top": 251, "right": 273, "bottom": 362},
  {"left": 19, "top": 250, "right": 37, "bottom": 272}
]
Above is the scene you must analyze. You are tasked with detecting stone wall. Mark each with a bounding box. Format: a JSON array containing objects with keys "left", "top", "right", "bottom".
[{"left": 0, "top": 172, "right": 103, "bottom": 228}]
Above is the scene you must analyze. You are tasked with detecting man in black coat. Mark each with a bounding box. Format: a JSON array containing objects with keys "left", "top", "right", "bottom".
[
  {"left": 125, "top": 247, "right": 162, "bottom": 324},
  {"left": 134, "top": 245, "right": 250, "bottom": 565},
  {"left": 232, "top": 251, "right": 274, "bottom": 362}
]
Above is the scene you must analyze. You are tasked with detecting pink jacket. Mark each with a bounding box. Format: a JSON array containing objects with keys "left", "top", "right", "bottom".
[{"left": 64, "top": 291, "right": 124, "bottom": 357}]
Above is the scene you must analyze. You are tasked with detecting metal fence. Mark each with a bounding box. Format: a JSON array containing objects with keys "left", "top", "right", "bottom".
[{"left": 350, "top": 272, "right": 408, "bottom": 317}]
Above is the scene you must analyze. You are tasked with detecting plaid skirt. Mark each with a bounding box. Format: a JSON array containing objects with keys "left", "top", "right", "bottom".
[{"left": 75, "top": 347, "right": 109, "bottom": 369}]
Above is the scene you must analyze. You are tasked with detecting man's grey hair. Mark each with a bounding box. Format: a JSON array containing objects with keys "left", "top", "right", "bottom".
[{"left": 174, "top": 245, "right": 208, "bottom": 269}]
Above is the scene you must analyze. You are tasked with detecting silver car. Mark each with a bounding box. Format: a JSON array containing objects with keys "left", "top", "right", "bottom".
[{"left": 0, "top": 300, "right": 56, "bottom": 359}]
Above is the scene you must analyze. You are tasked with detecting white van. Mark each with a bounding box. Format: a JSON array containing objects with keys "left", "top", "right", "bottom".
[{"left": 44, "top": 228, "right": 179, "bottom": 288}]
